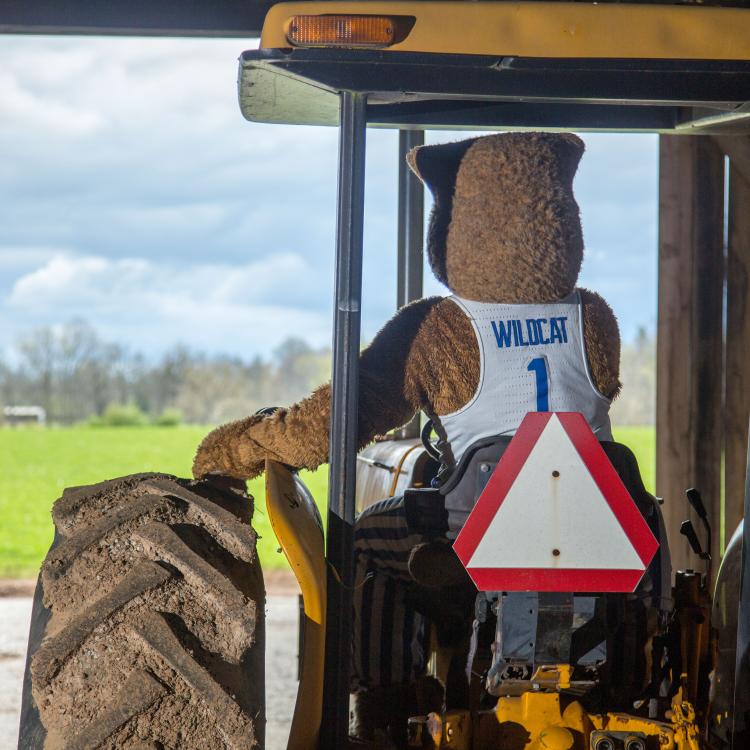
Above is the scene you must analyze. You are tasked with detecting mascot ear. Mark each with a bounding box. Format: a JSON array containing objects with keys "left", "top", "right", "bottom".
[
  {"left": 550, "top": 132, "right": 585, "bottom": 183},
  {"left": 406, "top": 138, "right": 475, "bottom": 196},
  {"left": 406, "top": 137, "right": 477, "bottom": 286}
]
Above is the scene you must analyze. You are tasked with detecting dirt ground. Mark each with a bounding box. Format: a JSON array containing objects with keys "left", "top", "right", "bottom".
[{"left": 0, "top": 586, "right": 299, "bottom": 750}]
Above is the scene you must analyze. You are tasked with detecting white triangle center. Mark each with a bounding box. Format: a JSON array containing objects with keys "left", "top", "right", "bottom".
[{"left": 467, "top": 415, "right": 643, "bottom": 571}]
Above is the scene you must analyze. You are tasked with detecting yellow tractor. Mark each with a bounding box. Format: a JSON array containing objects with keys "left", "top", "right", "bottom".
[{"left": 14, "top": 2, "right": 750, "bottom": 749}]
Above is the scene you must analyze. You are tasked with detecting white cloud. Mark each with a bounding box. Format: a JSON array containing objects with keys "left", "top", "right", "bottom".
[
  {"left": 117, "top": 202, "right": 232, "bottom": 231},
  {"left": 0, "top": 37, "right": 659, "bottom": 359},
  {"left": 0, "top": 245, "right": 62, "bottom": 272},
  {"left": 0, "top": 70, "right": 104, "bottom": 136},
  {"left": 8, "top": 251, "right": 312, "bottom": 308},
  {"left": 6, "top": 252, "right": 331, "bottom": 356}
]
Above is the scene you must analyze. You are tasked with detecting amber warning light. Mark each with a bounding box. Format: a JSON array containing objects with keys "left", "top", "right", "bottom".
[{"left": 286, "top": 15, "right": 408, "bottom": 48}]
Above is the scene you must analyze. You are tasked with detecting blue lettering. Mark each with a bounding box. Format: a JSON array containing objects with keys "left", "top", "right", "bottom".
[
  {"left": 525, "top": 319, "right": 539, "bottom": 345},
  {"left": 549, "top": 318, "right": 563, "bottom": 344},
  {"left": 517, "top": 320, "right": 529, "bottom": 347},
  {"left": 491, "top": 320, "right": 512, "bottom": 348},
  {"left": 528, "top": 357, "right": 550, "bottom": 411},
  {"left": 495, "top": 316, "right": 570, "bottom": 347},
  {"left": 536, "top": 318, "right": 550, "bottom": 345}
]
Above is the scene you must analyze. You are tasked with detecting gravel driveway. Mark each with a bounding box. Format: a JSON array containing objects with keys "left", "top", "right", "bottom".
[
  {"left": 1, "top": 593, "right": 300, "bottom": 750},
  {"left": 0, "top": 596, "right": 31, "bottom": 750}
]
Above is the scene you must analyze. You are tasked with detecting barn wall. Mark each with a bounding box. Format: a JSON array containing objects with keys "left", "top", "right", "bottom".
[
  {"left": 657, "top": 135, "right": 724, "bottom": 576},
  {"left": 657, "top": 134, "right": 750, "bottom": 576},
  {"left": 720, "top": 137, "right": 750, "bottom": 545}
]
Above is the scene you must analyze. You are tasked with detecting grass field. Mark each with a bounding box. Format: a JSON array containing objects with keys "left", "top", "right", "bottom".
[{"left": 0, "top": 425, "right": 653, "bottom": 578}]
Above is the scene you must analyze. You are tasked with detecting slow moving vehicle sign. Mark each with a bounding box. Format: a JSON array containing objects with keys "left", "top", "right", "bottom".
[{"left": 453, "top": 412, "right": 659, "bottom": 593}]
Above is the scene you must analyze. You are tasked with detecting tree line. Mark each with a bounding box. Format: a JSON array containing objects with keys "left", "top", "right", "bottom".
[
  {"left": 0, "top": 321, "right": 330, "bottom": 425},
  {"left": 0, "top": 320, "right": 655, "bottom": 427},
  {"left": 609, "top": 326, "right": 655, "bottom": 427}
]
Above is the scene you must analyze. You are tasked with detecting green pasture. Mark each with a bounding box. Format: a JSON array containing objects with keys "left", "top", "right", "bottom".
[{"left": 0, "top": 425, "right": 653, "bottom": 578}]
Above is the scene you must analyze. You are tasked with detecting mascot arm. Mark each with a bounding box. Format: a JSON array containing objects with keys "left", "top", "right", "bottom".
[
  {"left": 192, "top": 297, "right": 443, "bottom": 479},
  {"left": 579, "top": 288, "right": 622, "bottom": 400}
]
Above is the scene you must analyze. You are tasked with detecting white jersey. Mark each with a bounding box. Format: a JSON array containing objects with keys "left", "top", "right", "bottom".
[{"left": 440, "top": 292, "right": 613, "bottom": 463}]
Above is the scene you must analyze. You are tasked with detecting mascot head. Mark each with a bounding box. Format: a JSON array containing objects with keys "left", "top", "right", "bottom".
[{"left": 407, "top": 132, "right": 585, "bottom": 304}]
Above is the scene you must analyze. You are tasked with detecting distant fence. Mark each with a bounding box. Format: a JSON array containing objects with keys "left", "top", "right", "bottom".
[{"left": 2, "top": 406, "right": 47, "bottom": 426}]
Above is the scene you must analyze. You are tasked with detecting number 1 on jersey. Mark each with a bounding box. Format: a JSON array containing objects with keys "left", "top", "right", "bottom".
[{"left": 527, "top": 357, "right": 549, "bottom": 411}]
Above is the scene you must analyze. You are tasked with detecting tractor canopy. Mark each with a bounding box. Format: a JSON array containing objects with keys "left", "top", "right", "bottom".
[{"left": 239, "top": 1, "right": 750, "bottom": 132}]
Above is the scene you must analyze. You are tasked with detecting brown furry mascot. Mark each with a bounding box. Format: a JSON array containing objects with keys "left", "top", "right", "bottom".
[
  {"left": 193, "top": 131, "right": 622, "bottom": 741},
  {"left": 193, "top": 132, "right": 620, "bottom": 482}
]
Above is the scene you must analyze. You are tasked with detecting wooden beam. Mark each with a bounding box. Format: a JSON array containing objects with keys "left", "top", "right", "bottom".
[
  {"left": 725, "top": 165, "right": 750, "bottom": 546},
  {"left": 714, "top": 135, "right": 750, "bottom": 185},
  {"left": 657, "top": 135, "right": 725, "bottom": 575}
]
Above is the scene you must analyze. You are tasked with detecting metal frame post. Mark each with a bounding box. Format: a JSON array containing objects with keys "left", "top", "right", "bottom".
[
  {"left": 396, "top": 129, "right": 425, "bottom": 440},
  {"left": 733, "top": 422, "right": 750, "bottom": 747},
  {"left": 397, "top": 129, "right": 425, "bottom": 310},
  {"left": 321, "top": 90, "right": 367, "bottom": 749}
]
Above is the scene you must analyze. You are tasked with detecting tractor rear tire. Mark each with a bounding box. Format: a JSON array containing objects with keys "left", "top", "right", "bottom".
[{"left": 17, "top": 473, "right": 265, "bottom": 750}]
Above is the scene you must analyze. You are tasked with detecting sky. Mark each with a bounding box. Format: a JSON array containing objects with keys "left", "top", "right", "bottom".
[{"left": 0, "top": 36, "right": 659, "bottom": 361}]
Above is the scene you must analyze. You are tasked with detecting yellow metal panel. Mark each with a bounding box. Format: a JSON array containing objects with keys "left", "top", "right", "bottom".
[
  {"left": 261, "top": 1, "right": 750, "bottom": 60},
  {"left": 265, "top": 460, "right": 326, "bottom": 750},
  {"left": 495, "top": 690, "right": 681, "bottom": 750},
  {"left": 493, "top": 680, "right": 703, "bottom": 750}
]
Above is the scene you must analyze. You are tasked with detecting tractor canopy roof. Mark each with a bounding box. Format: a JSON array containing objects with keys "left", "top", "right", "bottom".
[{"left": 239, "top": 1, "right": 750, "bottom": 133}]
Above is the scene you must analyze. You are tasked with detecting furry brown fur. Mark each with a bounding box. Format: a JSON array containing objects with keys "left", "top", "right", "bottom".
[
  {"left": 446, "top": 133, "right": 584, "bottom": 302},
  {"left": 193, "top": 133, "right": 621, "bottom": 480}
]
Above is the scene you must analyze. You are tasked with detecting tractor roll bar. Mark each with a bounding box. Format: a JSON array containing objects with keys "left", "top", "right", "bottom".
[
  {"left": 321, "top": 90, "right": 368, "bottom": 749},
  {"left": 396, "top": 129, "right": 424, "bottom": 312},
  {"left": 396, "top": 129, "right": 425, "bottom": 441}
]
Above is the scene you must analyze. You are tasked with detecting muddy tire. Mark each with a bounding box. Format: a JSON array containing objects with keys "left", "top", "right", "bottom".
[{"left": 18, "top": 473, "right": 265, "bottom": 750}]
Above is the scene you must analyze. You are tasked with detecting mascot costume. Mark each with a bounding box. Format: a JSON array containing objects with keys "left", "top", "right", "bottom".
[{"left": 193, "top": 132, "right": 621, "bottom": 741}]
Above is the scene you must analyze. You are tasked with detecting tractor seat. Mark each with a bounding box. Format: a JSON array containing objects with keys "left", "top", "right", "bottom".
[{"left": 407, "top": 540, "right": 470, "bottom": 589}]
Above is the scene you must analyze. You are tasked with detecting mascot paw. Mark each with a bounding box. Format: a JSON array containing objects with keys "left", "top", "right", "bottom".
[
  {"left": 192, "top": 418, "right": 266, "bottom": 480},
  {"left": 192, "top": 445, "right": 227, "bottom": 479}
]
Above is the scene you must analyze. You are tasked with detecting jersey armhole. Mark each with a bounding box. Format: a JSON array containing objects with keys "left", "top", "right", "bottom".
[
  {"left": 576, "top": 289, "right": 613, "bottom": 404},
  {"left": 440, "top": 296, "right": 485, "bottom": 419}
]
